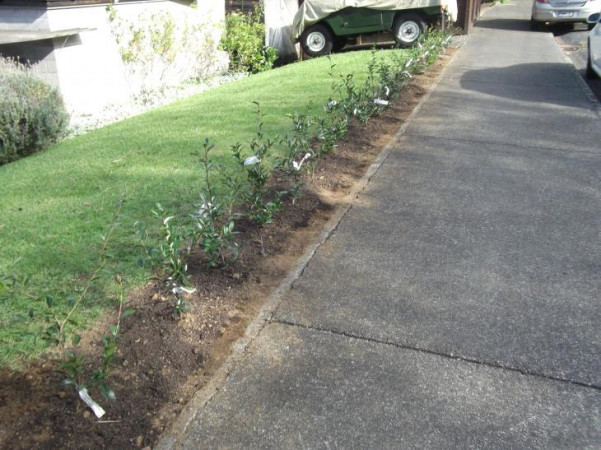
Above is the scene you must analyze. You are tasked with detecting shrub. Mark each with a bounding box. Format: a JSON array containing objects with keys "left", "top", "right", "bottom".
[
  {"left": 0, "top": 58, "right": 69, "bottom": 165},
  {"left": 220, "top": 5, "right": 278, "bottom": 74}
]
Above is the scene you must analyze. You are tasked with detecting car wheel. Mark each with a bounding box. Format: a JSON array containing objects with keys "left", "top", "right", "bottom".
[
  {"left": 393, "top": 14, "right": 426, "bottom": 48},
  {"left": 586, "top": 40, "right": 599, "bottom": 79},
  {"left": 332, "top": 36, "right": 348, "bottom": 52},
  {"left": 300, "top": 24, "right": 334, "bottom": 57}
]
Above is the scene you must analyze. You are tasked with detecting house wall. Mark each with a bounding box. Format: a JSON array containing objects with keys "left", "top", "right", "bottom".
[{"left": 0, "top": 0, "right": 227, "bottom": 115}]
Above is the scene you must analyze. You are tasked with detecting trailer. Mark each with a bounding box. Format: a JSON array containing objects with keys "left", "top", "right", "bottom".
[{"left": 293, "top": 0, "right": 457, "bottom": 56}]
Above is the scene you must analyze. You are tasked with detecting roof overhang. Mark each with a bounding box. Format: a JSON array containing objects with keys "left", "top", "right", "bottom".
[{"left": 0, "top": 28, "right": 93, "bottom": 45}]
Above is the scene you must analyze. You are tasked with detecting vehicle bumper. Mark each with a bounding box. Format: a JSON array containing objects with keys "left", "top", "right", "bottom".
[{"left": 532, "top": 2, "right": 601, "bottom": 23}]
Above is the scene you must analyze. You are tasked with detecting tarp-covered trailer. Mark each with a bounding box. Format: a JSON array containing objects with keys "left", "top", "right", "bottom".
[{"left": 293, "top": 0, "right": 457, "bottom": 56}]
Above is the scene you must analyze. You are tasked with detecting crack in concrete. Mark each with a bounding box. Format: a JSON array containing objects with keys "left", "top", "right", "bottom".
[{"left": 273, "top": 319, "right": 601, "bottom": 392}]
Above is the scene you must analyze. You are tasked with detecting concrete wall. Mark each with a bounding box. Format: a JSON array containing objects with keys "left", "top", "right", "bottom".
[{"left": 0, "top": 0, "right": 227, "bottom": 115}]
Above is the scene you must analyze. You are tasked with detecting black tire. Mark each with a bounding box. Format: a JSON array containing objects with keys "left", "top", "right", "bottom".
[
  {"left": 332, "top": 36, "right": 348, "bottom": 52},
  {"left": 586, "top": 40, "right": 599, "bottom": 79},
  {"left": 392, "top": 14, "right": 426, "bottom": 48},
  {"left": 300, "top": 23, "right": 334, "bottom": 57}
]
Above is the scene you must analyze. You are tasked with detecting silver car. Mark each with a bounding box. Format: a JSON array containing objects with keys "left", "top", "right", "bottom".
[
  {"left": 531, "top": 0, "right": 601, "bottom": 30},
  {"left": 587, "top": 13, "right": 601, "bottom": 78}
]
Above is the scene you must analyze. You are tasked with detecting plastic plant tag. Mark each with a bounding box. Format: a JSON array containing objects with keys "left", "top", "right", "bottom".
[
  {"left": 243, "top": 156, "right": 260, "bottom": 166},
  {"left": 79, "top": 388, "right": 106, "bottom": 418},
  {"left": 293, "top": 153, "right": 312, "bottom": 171},
  {"left": 172, "top": 286, "right": 197, "bottom": 295},
  {"left": 374, "top": 99, "right": 389, "bottom": 106}
]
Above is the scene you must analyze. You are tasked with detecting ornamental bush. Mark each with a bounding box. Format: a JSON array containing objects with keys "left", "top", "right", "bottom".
[
  {"left": 220, "top": 5, "right": 278, "bottom": 74},
  {"left": 0, "top": 58, "right": 69, "bottom": 165}
]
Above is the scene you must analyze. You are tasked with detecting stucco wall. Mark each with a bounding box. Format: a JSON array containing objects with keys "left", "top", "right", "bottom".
[{"left": 0, "top": 0, "right": 227, "bottom": 115}]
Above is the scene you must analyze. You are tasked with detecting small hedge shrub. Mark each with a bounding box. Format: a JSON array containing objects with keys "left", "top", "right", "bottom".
[
  {"left": 0, "top": 58, "right": 69, "bottom": 165},
  {"left": 220, "top": 5, "right": 278, "bottom": 74}
]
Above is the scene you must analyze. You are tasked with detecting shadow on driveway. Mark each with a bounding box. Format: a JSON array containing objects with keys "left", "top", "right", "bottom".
[
  {"left": 460, "top": 62, "right": 592, "bottom": 107},
  {"left": 474, "top": 18, "right": 532, "bottom": 31}
]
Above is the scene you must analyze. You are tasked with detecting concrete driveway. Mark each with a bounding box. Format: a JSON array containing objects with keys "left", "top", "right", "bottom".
[{"left": 159, "top": 0, "right": 601, "bottom": 448}]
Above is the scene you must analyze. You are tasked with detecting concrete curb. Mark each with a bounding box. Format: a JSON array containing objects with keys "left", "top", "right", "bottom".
[
  {"left": 556, "top": 38, "right": 601, "bottom": 117},
  {"left": 154, "top": 43, "right": 465, "bottom": 450}
]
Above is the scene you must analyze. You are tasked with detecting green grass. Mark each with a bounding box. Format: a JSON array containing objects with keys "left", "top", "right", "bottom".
[{"left": 0, "top": 48, "right": 411, "bottom": 368}]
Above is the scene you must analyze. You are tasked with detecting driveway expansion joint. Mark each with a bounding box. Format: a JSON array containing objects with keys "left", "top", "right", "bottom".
[{"left": 273, "top": 318, "right": 601, "bottom": 392}]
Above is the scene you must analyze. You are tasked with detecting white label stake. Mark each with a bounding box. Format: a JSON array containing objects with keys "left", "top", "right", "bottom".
[{"left": 79, "top": 388, "right": 106, "bottom": 418}]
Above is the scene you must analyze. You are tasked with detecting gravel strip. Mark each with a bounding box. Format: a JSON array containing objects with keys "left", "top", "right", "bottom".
[{"left": 67, "top": 73, "right": 248, "bottom": 137}]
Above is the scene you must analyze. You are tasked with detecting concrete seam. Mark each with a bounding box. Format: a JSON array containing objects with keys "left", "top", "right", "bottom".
[
  {"left": 274, "top": 319, "right": 601, "bottom": 393},
  {"left": 154, "top": 44, "right": 463, "bottom": 450}
]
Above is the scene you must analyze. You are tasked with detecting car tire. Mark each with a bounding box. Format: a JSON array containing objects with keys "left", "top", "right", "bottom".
[
  {"left": 586, "top": 40, "right": 599, "bottom": 79},
  {"left": 393, "top": 14, "right": 427, "bottom": 48},
  {"left": 300, "top": 24, "right": 334, "bottom": 57}
]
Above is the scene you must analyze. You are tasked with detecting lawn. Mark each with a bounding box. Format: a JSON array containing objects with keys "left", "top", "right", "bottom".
[{"left": 0, "top": 48, "right": 413, "bottom": 368}]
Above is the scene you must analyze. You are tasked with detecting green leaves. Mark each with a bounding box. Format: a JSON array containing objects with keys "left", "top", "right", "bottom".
[
  {"left": 122, "top": 308, "right": 135, "bottom": 319},
  {"left": 220, "top": 4, "right": 277, "bottom": 73},
  {"left": 0, "top": 57, "right": 69, "bottom": 165},
  {"left": 100, "top": 383, "right": 117, "bottom": 402}
]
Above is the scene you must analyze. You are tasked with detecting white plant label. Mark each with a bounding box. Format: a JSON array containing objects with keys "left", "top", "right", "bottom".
[
  {"left": 243, "top": 156, "right": 260, "bottom": 166},
  {"left": 374, "top": 99, "right": 389, "bottom": 106},
  {"left": 79, "top": 388, "right": 106, "bottom": 419}
]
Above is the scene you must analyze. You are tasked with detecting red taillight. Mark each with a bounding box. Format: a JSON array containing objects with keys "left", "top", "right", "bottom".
[{"left": 536, "top": 0, "right": 549, "bottom": 3}]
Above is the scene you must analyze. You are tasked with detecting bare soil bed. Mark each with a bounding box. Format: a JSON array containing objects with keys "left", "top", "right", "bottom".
[{"left": 0, "top": 47, "right": 455, "bottom": 450}]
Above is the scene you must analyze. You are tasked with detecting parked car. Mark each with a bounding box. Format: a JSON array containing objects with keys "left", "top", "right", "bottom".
[
  {"left": 530, "top": 0, "right": 601, "bottom": 31},
  {"left": 292, "top": 0, "right": 457, "bottom": 57},
  {"left": 587, "top": 13, "right": 601, "bottom": 78}
]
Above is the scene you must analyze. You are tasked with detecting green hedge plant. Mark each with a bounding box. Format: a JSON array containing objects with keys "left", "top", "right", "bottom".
[
  {"left": 0, "top": 58, "right": 69, "bottom": 165},
  {"left": 220, "top": 5, "right": 278, "bottom": 74}
]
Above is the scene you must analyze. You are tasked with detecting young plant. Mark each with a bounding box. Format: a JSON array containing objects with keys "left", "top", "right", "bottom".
[
  {"left": 232, "top": 102, "right": 281, "bottom": 227},
  {"left": 153, "top": 203, "right": 190, "bottom": 286},
  {"left": 153, "top": 203, "right": 196, "bottom": 315},
  {"left": 36, "top": 200, "right": 134, "bottom": 416},
  {"left": 91, "top": 274, "right": 135, "bottom": 402},
  {"left": 194, "top": 137, "right": 239, "bottom": 268},
  {"left": 276, "top": 112, "right": 314, "bottom": 204}
]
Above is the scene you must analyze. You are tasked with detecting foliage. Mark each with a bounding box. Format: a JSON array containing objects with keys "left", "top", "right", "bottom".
[
  {"left": 153, "top": 204, "right": 196, "bottom": 315},
  {"left": 0, "top": 31, "right": 451, "bottom": 368},
  {"left": 36, "top": 201, "right": 135, "bottom": 409},
  {"left": 276, "top": 112, "right": 315, "bottom": 204},
  {"left": 106, "top": 4, "right": 222, "bottom": 95},
  {"left": 232, "top": 103, "right": 282, "bottom": 227},
  {"left": 193, "top": 138, "right": 239, "bottom": 268},
  {"left": 220, "top": 5, "right": 278, "bottom": 73},
  {"left": 0, "top": 58, "right": 69, "bottom": 165}
]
